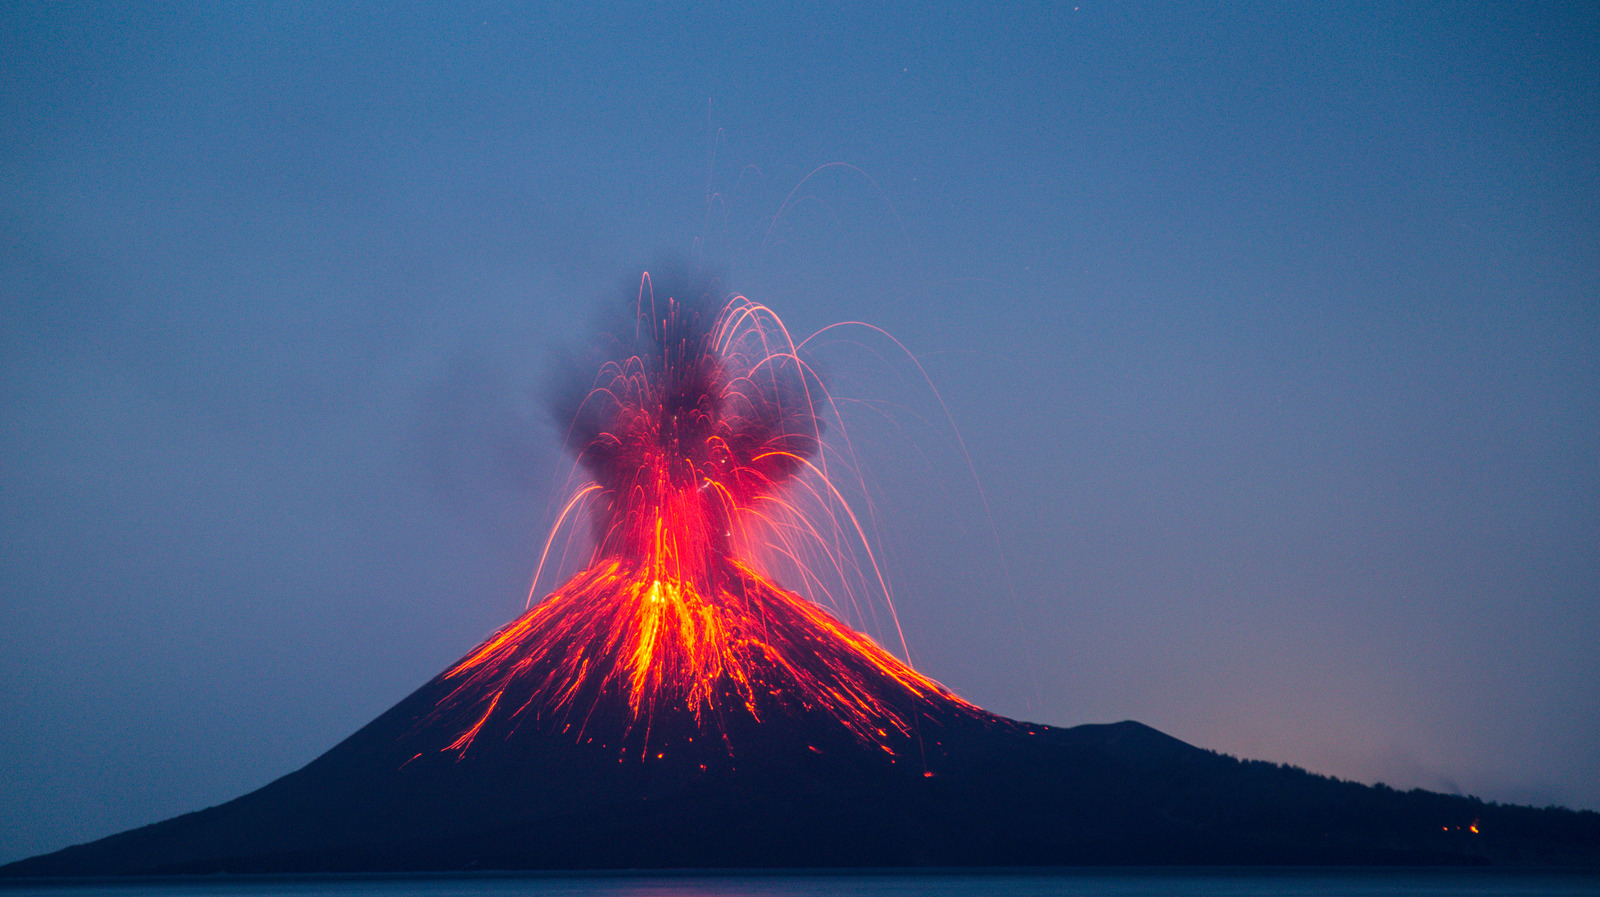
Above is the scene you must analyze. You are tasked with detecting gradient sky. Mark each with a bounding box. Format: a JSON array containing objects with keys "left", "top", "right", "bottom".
[{"left": 3, "top": 2, "right": 1597, "bottom": 865}]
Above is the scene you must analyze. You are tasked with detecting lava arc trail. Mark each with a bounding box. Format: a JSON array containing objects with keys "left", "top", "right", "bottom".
[{"left": 421, "top": 270, "right": 992, "bottom": 762}]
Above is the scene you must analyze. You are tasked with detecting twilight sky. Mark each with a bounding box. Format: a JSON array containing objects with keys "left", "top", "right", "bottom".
[{"left": 3, "top": 2, "right": 1597, "bottom": 864}]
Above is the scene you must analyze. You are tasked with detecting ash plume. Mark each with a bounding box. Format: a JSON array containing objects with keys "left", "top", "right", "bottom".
[{"left": 550, "top": 262, "right": 824, "bottom": 563}]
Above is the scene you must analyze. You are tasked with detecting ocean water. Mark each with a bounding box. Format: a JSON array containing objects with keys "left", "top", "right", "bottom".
[{"left": 3, "top": 870, "right": 1598, "bottom": 897}]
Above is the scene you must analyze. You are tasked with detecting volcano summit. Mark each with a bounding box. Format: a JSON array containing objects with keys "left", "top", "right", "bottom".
[
  {"left": 6, "top": 272, "right": 1598, "bottom": 874},
  {"left": 426, "top": 273, "right": 994, "bottom": 764}
]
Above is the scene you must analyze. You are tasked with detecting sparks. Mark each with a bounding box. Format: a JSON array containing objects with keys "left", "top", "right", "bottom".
[{"left": 425, "top": 269, "right": 985, "bottom": 758}]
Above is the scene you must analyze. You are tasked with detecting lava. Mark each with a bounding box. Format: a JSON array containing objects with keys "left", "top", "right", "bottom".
[{"left": 426, "top": 270, "right": 984, "bottom": 759}]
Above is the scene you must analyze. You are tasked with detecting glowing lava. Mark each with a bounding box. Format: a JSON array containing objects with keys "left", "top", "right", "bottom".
[{"left": 426, "top": 271, "right": 985, "bottom": 758}]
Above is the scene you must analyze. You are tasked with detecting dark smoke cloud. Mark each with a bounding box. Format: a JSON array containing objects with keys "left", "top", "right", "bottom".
[
  {"left": 549, "top": 260, "right": 726, "bottom": 464},
  {"left": 549, "top": 260, "right": 825, "bottom": 556}
]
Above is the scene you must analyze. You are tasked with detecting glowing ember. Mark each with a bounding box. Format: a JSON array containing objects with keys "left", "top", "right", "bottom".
[{"left": 426, "top": 271, "right": 984, "bottom": 758}]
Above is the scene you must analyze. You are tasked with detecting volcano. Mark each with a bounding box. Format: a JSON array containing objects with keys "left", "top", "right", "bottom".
[
  {"left": 7, "top": 273, "right": 1598, "bottom": 874},
  {"left": 7, "top": 613, "right": 1599, "bottom": 873}
]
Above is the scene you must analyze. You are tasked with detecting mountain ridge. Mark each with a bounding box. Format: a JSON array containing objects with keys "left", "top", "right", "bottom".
[{"left": 7, "top": 712, "right": 1598, "bottom": 874}]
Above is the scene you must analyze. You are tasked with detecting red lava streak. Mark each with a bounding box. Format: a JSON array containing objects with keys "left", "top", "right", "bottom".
[{"left": 427, "top": 272, "right": 985, "bottom": 758}]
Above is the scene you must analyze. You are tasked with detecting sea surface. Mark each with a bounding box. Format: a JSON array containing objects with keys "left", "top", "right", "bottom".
[{"left": 3, "top": 870, "right": 1598, "bottom": 897}]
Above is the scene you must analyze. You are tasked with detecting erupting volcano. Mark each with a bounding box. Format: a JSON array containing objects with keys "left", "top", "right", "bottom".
[
  {"left": 8, "top": 269, "right": 1598, "bottom": 876},
  {"left": 426, "top": 273, "right": 992, "bottom": 765}
]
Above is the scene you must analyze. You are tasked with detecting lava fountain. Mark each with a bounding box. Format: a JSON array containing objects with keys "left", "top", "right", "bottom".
[{"left": 422, "top": 270, "right": 990, "bottom": 762}]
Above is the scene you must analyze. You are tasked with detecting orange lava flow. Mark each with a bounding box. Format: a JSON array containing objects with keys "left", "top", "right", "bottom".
[
  {"left": 429, "top": 276, "right": 982, "bottom": 757},
  {"left": 435, "top": 557, "right": 976, "bottom": 755}
]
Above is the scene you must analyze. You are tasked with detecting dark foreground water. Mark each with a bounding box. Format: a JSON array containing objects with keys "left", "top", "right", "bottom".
[{"left": 3, "top": 870, "right": 1598, "bottom": 897}]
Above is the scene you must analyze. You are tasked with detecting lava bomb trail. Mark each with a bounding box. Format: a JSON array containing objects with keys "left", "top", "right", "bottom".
[{"left": 420, "top": 268, "right": 992, "bottom": 762}]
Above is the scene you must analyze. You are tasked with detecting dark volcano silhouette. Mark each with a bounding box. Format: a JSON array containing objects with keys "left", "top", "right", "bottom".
[{"left": 6, "top": 570, "right": 1599, "bottom": 875}]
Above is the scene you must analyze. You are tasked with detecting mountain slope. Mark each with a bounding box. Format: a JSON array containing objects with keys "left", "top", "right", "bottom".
[{"left": 7, "top": 694, "right": 1598, "bottom": 872}]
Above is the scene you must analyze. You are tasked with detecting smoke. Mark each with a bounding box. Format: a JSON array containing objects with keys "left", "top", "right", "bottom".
[
  {"left": 548, "top": 261, "right": 826, "bottom": 562},
  {"left": 552, "top": 262, "right": 721, "bottom": 487}
]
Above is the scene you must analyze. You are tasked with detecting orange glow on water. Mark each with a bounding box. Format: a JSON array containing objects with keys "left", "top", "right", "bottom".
[{"left": 428, "top": 277, "right": 983, "bottom": 758}]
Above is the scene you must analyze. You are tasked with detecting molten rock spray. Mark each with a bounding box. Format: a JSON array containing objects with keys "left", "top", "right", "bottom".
[{"left": 422, "top": 268, "right": 991, "bottom": 763}]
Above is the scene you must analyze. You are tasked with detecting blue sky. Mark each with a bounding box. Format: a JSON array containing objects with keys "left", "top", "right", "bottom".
[{"left": 3, "top": 2, "right": 1596, "bottom": 863}]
